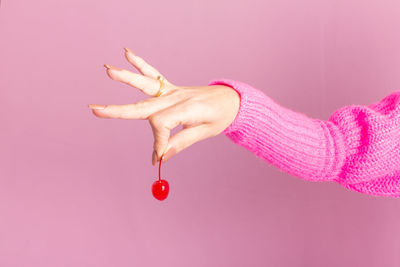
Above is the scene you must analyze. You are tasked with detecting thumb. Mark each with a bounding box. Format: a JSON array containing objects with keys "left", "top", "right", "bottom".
[{"left": 162, "top": 124, "right": 212, "bottom": 163}]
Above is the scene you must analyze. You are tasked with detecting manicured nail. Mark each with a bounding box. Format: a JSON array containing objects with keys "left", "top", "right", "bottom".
[
  {"left": 88, "top": 104, "right": 106, "bottom": 110},
  {"left": 104, "top": 64, "right": 120, "bottom": 71},
  {"left": 152, "top": 150, "right": 156, "bottom": 166},
  {"left": 162, "top": 147, "right": 176, "bottom": 162},
  {"left": 124, "top": 47, "right": 135, "bottom": 56}
]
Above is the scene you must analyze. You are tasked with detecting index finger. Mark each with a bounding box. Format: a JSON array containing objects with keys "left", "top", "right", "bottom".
[{"left": 89, "top": 93, "right": 182, "bottom": 120}]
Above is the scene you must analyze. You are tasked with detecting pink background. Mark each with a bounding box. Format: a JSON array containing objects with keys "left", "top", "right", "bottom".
[{"left": 1, "top": 0, "right": 400, "bottom": 266}]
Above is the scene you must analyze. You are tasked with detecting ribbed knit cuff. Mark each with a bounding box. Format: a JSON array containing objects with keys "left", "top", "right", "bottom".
[
  {"left": 207, "top": 78, "right": 400, "bottom": 196},
  {"left": 207, "top": 78, "right": 346, "bottom": 182},
  {"left": 208, "top": 78, "right": 268, "bottom": 137}
]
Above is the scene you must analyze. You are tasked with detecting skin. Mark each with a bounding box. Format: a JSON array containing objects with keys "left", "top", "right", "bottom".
[{"left": 88, "top": 47, "right": 240, "bottom": 166}]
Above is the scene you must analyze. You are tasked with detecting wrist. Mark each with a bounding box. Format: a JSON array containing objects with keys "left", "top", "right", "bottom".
[{"left": 208, "top": 78, "right": 250, "bottom": 135}]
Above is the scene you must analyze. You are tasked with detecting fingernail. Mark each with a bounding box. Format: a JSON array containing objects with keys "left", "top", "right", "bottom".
[
  {"left": 88, "top": 104, "right": 106, "bottom": 110},
  {"left": 162, "top": 147, "right": 176, "bottom": 162},
  {"left": 104, "top": 64, "right": 120, "bottom": 71},
  {"left": 152, "top": 150, "right": 156, "bottom": 166},
  {"left": 124, "top": 47, "right": 135, "bottom": 56}
]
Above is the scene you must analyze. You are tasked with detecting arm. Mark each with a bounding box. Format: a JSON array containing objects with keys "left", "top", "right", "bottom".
[{"left": 209, "top": 78, "right": 400, "bottom": 197}]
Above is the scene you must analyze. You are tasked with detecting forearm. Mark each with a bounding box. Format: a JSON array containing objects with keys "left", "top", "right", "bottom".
[{"left": 208, "top": 78, "right": 346, "bottom": 182}]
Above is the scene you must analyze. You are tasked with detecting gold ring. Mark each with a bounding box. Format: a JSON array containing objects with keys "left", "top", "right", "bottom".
[{"left": 155, "top": 75, "right": 167, "bottom": 97}]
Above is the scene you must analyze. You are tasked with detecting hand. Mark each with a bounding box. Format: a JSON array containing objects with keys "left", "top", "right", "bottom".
[{"left": 88, "top": 48, "right": 240, "bottom": 166}]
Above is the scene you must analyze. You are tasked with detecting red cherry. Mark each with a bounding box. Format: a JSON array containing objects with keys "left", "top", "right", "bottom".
[
  {"left": 152, "top": 179, "right": 169, "bottom": 201},
  {"left": 152, "top": 155, "right": 170, "bottom": 201}
]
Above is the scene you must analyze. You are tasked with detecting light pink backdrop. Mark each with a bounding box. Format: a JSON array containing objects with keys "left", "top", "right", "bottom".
[{"left": 1, "top": 0, "right": 400, "bottom": 266}]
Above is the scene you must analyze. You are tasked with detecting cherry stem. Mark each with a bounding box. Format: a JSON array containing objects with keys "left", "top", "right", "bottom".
[{"left": 158, "top": 156, "right": 162, "bottom": 181}]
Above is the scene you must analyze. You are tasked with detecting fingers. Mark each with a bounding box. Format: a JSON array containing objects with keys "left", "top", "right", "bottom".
[
  {"left": 149, "top": 100, "right": 201, "bottom": 163},
  {"left": 104, "top": 64, "right": 162, "bottom": 97},
  {"left": 105, "top": 48, "right": 175, "bottom": 97},
  {"left": 124, "top": 47, "right": 162, "bottom": 80},
  {"left": 160, "top": 124, "right": 212, "bottom": 164},
  {"left": 88, "top": 94, "right": 182, "bottom": 120}
]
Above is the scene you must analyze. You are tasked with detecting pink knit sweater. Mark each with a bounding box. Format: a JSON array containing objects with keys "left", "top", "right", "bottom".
[{"left": 208, "top": 78, "right": 400, "bottom": 197}]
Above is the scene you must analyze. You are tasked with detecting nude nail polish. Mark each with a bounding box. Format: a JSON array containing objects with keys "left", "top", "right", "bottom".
[
  {"left": 124, "top": 47, "right": 135, "bottom": 56},
  {"left": 88, "top": 104, "right": 106, "bottom": 110},
  {"left": 162, "top": 147, "right": 176, "bottom": 162},
  {"left": 152, "top": 150, "right": 156, "bottom": 166}
]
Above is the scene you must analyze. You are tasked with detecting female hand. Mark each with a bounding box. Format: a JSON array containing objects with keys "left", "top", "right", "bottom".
[{"left": 88, "top": 48, "right": 240, "bottom": 166}]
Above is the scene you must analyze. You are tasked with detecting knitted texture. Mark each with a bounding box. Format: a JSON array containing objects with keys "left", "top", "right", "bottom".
[{"left": 208, "top": 78, "right": 400, "bottom": 197}]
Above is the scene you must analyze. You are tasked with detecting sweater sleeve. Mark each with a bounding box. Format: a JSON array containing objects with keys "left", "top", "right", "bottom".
[{"left": 208, "top": 78, "right": 400, "bottom": 198}]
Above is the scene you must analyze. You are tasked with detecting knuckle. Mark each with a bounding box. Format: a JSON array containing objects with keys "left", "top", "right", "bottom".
[
  {"left": 112, "top": 105, "right": 128, "bottom": 119},
  {"left": 148, "top": 113, "right": 164, "bottom": 128},
  {"left": 126, "top": 78, "right": 136, "bottom": 87},
  {"left": 133, "top": 101, "right": 145, "bottom": 110},
  {"left": 106, "top": 105, "right": 119, "bottom": 118}
]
